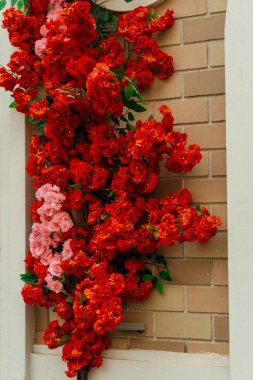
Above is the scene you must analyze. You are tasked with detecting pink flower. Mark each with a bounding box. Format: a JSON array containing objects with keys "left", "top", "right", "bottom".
[
  {"left": 29, "top": 223, "right": 53, "bottom": 258},
  {"left": 49, "top": 260, "right": 63, "bottom": 277},
  {"left": 47, "top": 7, "right": 62, "bottom": 21},
  {"left": 49, "top": 0, "right": 65, "bottom": 8},
  {"left": 40, "top": 24, "right": 48, "bottom": 37},
  {"left": 61, "top": 239, "right": 74, "bottom": 260},
  {"left": 36, "top": 184, "right": 60, "bottom": 200},
  {"left": 48, "top": 212, "right": 73, "bottom": 233},
  {"left": 36, "top": 183, "right": 65, "bottom": 217},
  {"left": 45, "top": 274, "right": 63, "bottom": 293},
  {"left": 40, "top": 251, "right": 54, "bottom": 266},
  {"left": 35, "top": 38, "right": 47, "bottom": 59}
]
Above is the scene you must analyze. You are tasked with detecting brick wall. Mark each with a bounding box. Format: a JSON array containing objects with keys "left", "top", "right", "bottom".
[{"left": 35, "top": 0, "right": 228, "bottom": 355}]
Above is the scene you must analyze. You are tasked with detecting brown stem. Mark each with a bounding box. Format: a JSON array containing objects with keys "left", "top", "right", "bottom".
[{"left": 77, "top": 366, "right": 88, "bottom": 380}]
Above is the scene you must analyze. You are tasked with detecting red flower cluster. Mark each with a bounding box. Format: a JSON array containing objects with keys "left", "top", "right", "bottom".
[
  {"left": 117, "top": 6, "right": 174, "bottom": 43},
  {"left": 0, "top": 1, "right": 221, "bottom": 378},
  {"left": 126, "top": 36, "right": 174, "bottom": 88}
]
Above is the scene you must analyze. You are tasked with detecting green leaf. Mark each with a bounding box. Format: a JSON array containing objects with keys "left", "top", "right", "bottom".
[
  {"left": 121, "top": 91, "right": 146, "bottom": 113},
  {"left": 148, "top": 8, "right": 155, "bottom": 19},
  {"left": 61, "top": 290, "right": 69, "bottom": 296},
  {"left": 111, "top": 16, "right": 118, "bottom": 24},
  {"left": 126, "top": 123, "right": 136, "bottom": 131},
  {"left": 120, "top": 114, "right": 128, "bottom": 122},
  {"left": 159, "top": 270, "right": 172, "bottom": 282},
  {"left": 11, "top": 0, "right": 18, "bottom": 5},
  {"left": 156, "top": 281, "right": 163, "bottom": 294},
  {"left": 127, "top": 112, "right": 135, "bottom": 121},
  {"left": 20, "top": 273, "right": 38, "bottom": 284},
  {"left": 148, "top": 114, "right": 154, "bottom": 121},
  {"left": 9, "top": 101, "right": 17, "bottom": 109},
  {"left": 66, "top": 296, "right": 73, "bottom": 304},
  {"left": 43, "top": 286, "right": 50, "bottom": 294},
  {"left": 91, "top": 4, "right": 100, "bottom": 16},
  {"left": 17, "top": 0, "right": 24, "bottom": 9},
  {"left": 69, "top": 183, "right": 82, "bottom": 190},
  {"left": 131, "top": 85, "right": 145, "bottom": 104},
  {"left": 111, "top": 115, "right": 119, "bottom": 126},
  {"left": 101, "top": 214, "right": 109, "bottom": 220},
  {"left": 79, "top": 294, "right": 86, "bottom": 305},
  {"left": 108, "top": 189, "right": 115, "bottom": 198},
  {"left": 0, "top": 0, "right": 6, "bottom": 10},
  {"left": 142, "top": 274, "right": 154, "bottom": 281},
  {"left": 124, "top": 0, "right": 133, "bottom": 3},
  {"left": 46, "top": 95, "right": 54, "bottom": 106},
  {"left": 33, "top": 121, "right": 47, "bottom": 136},
  {"left": 196, "top": 204, "right": 202, "bottom": 216},
  {"left": 142, "top": 268, "right": 153, "bottom": 276},
  {"left": 147, "top": 226, "right": 157, "bottom": 233},
  {"left": 155, "top": 254, "right": 165, "bottom": 264},
  {"left": 155, "top": 255, "right": 167, "bottom": 268},
  {"left": 125, "top": 86, "right": 133, "bottom": 99}
]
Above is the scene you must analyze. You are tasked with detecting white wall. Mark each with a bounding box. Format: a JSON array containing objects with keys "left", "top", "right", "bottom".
[
  {"left": 0, "top": 3, "right": 34, "bottom": 379},
  {"left": 31, "top": 347, "right": 229, "bottom": 380},
  {"left": 226, "top": 1, "right": 253, "bottom": 380}
]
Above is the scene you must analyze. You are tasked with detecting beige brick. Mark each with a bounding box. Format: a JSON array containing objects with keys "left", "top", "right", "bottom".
[
  {"left": 187, "top": 286, "right": 228, "bottom": 313},
  {"left": 185, "top": 178, "right": 227, "bottom": 203},
  {"left": 129, "top": 339, "right": 185, "bottom": 352},
  {"left": 186, "top": 233, "right": 228, "bottom": 258},
  {"left": 142, "top": 73, "right": 181, "bottom": 101},
  {"left": 153, "top": 179, "right": 183, "bottom": 199},
  {"left": 160, "top": 152, "right": 209, "bottom": 178},
  {"left": 167, "top": 260, "right": 211, "bottom": 285},
  {"left": 187, "top": 342, "right": 229, "bottom": 354},
  {"left": 210, "top": 40, "right": 225, "bottom": 67},
  {"left": 211, "top": 150, "right": 227, "bottom": 176},
  {"left": 158, "top": 243, "right": 184, "bottom": 258},
  {"left": 183, "top": 15, "right": 225, "bottom": 43},
  {"left": 212, "top": 204, "right": 227, "bottom": 230},
  {"left": 214, "top": 315, "right": 229, "bottom": 341},
  {"left": 111, "top": 312, "right": 154, "bottom": 337},
  {"left": 211, "top": 96, "right": 226, "bottom": 122},
  {"left": 187, "top": 152, "right": 209, "bottom": 177},
  {"left": 156, "top": 0, "right": 206, "bottom": 18},
  {"left": 130, "top": 286, "right": 184, "bottom": 311},
  {"left": 213, "top": 260, "right": 228, "bottom": 285},
  {"left": 36, "top": 306, "right": 48, "bottom": 331},
  {"left": 110, "top": 338, "right": 128, "bottom": 349},
  {"left": 208, "top": 0, "right": 228, "bottom": 13},
  {"left": 49, "top": 309, "right": 64, "bottom": 324},
  {"left": 155, "top": 98, "right": 209, "bottom": 125},
  {"left": 185, "top": 124, "right": 226, "bottom": 149},
  {"left": 184, "top": 69, "right": 225, "bottom": 97},
  {"left": 154, "top": 21, "right": 181, "bottom": 47},
  {"left": 163, "top": 43, "right": 208, "bottom": 71},
  {"left": 156, "top": 313, "right": 212, "bottom": 339}
]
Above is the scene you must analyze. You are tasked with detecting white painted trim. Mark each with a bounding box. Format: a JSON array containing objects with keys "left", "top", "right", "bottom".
[
  {"left": 226, "top": 1, "right": 253, "bottom": 380},
  {"left": 0, "top": 2, "right": 34, "bottom": 379},
  {"left": 31, "top": 347, "right": 229, "bottom": 380}
]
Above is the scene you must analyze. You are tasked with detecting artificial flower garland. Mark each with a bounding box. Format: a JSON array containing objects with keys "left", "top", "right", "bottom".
[{"left": 0, "top": 0, "right": 221, "bottom": 378}]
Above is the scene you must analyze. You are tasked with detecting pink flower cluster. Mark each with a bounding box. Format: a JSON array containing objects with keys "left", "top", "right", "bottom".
[
  {"left": 35, "top": 0, "right": 66, "bottom": 58},
  {"left": 29, "top": 184, "right": 73, "bottom": 292}
]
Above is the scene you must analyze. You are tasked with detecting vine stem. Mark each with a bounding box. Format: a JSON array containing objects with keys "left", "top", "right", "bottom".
[{"left": 77, "top": 366, "right": 88, "bottom": 380}]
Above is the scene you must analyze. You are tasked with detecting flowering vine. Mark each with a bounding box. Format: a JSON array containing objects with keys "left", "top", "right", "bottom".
[{"left": 0, "top": 0, "right": 221, "bottom": 378}]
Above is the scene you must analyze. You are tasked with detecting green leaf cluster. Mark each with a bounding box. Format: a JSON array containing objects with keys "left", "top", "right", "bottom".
[{"left": 20, "top": 273, "right": 38, "bottom": 284}]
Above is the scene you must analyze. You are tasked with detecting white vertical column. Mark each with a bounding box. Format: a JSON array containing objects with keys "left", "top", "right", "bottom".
[
  {"left": 0, "top": 3, "right": 34, "bottom": 379},
  {"left": 226, "top": 1, "right": 253, "bottom": 379}
]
